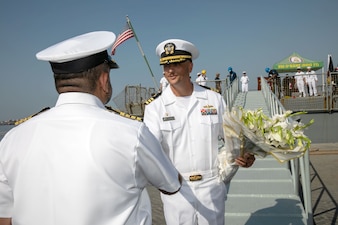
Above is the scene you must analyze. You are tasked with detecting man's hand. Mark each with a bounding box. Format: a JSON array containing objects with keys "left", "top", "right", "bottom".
[
  {"left": 159, "top": 173, "right": 182, "bottom": 195},
  {"left": 235, "top": 152, "right": 255, "bottom": 168}
]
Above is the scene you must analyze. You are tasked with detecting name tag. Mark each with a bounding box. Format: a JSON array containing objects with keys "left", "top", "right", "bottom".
[{"left": 162, "top": 116, "right": 175, "bottom": 121}]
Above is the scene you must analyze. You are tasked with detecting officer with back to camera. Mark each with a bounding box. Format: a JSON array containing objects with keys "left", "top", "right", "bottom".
[{"left": 0, "top": 31, "right": 182, "bottom": 225}]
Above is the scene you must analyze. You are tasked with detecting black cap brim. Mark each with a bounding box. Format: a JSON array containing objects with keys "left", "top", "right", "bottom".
[
  {"left": 107, "top": 56, "right": 119, "bottom": 69},
  {"left": 51, "top": 51, "right": 118, "bottom": 73}
]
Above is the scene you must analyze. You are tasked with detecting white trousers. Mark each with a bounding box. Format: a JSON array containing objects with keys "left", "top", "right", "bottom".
[
  {"left": 308, "top": 80, "right": 317, "bottom": 96},
  {"left": 242, "top": 83, "right": 248, "bottom": 92},
  {"left": 161, "top": 176, "right": 227, "bottom": 225},
  {"left": 297, "top": 81, "right": 306, "bottom": 96}
]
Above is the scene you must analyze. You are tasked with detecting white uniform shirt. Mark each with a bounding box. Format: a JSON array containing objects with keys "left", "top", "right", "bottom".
[
  {"left": 240, "top": 75, "right": 249, "bottom": 84},
  {"left": 144, "top": 84, "right": 234, "bottom": 176},
  {"left": 0, "top": 92, "right": 180, "bottom": 225},
  {"left": 306, "top": 70, "right": 318, "bottom": 82},
  {"left": 196, "top": 75, "right": 207, "bottom": 86},
  {"left": 160, "top": 76, "right": 169, "bottom": 91},
  {"left": 295, "top": 71, "right": 305, "bottom": 83},
  {"left": 144, "top": 84, "right": 240, "bottom": 224}
]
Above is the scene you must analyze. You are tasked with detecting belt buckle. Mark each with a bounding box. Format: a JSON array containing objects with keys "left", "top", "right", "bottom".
[{"left": 189, "top": 174, "right": 202, "bottom": 181}]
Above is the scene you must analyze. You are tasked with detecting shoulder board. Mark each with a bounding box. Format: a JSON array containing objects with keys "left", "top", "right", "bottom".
[
  {"left": 144, "top": 91, "right": 162, "bottom": 105},
  {"left": 105, "top": 106, "right": 143, "bottom": 122},
  {"left": 199, "top": 85, "right": 220, "bottom": 94},
  {"left": 14, "top": 107, "right": 50, "bottom": 126}
]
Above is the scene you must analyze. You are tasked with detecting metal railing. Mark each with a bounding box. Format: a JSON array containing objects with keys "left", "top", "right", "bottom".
[
  {"left": 223, "top": 77, "right": 240, "bottom": 110},
  {"left": 223, "top": 76, "right": 313, "bottom": 225},
  {"left": 192, "top": 77, "right": 240, "bottom": 109},
  {"left": 267, "top": 72, "right": 338, "bottom": 112},
  {"left": 112, "top": 85, "right": 156, "bottom": 117},
  {"left": 261, "top": 77, "right": 313, "bottom": 225}
]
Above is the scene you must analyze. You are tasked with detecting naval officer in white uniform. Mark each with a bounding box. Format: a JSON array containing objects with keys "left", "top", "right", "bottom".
[
  {"left": 0, "top": 31, "right": 181, "bottom": 225},
  {"left": 144, "top": 38, "right": 255, "bottom": 225},
  {"left": 306, "top": 66, "right": 318, "bottom": 96}
]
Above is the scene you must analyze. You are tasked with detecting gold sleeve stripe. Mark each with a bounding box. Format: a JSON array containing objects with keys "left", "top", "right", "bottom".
[
  {"left": 105, "top": 106, "right": 143, "bottom": 122},
  {"left": 14, "top": 107, "right": 50, "bottom": 125}
]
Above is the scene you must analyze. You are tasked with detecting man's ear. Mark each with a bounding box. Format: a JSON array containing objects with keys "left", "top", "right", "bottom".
[
  {"left": 189, "top": 62, "right": 193, "bottom": 73},
  {"left": 98, "top": 72, "right": 109, "bottom": 93}
]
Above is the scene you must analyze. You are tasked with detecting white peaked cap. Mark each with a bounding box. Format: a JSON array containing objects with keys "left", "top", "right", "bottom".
[
  {"left": 156, "top": 39, "right": 199, "bottom": 65},
  {"left": 36, "top": 31, "right": 118, "bottom": 73}
]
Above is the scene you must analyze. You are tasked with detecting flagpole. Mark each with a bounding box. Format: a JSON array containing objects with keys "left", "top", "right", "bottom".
[{"left": 126, "top": 16, "right": 159, "bottom": 90}]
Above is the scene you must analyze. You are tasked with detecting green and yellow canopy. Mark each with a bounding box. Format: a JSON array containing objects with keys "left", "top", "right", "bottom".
[{"left": 273, "top": 52, "right": 323, "bottom": 73}]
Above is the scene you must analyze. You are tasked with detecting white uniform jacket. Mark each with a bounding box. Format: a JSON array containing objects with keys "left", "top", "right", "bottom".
[
  {"left": 0, "top": 92, "right": 180, "bottom": 225},
  {"left": 240, "top": 76, "right": 249, "bottom": 84},
  {"left": 144, "top": 84, "right": 229, "bottom": 178},
  {"left": 295, "top": 71, "right": 305, "bottom": 84},
  {"left": 306, "top": 70, "right": 318, "bottom": 82}
]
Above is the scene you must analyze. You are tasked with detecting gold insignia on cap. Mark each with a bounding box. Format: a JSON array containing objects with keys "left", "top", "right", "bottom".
[
  {"left": 164, "top": 43, "right": 175, "bottom": 55},
  {"left": 160, "top": 55, "right": 192, "bottom": 65},
  {"left": 159, "top": 41, "right": 193, "bottom": 65},
  {"left": 156, "top": 39, "right": 199, "bottom": 65}
]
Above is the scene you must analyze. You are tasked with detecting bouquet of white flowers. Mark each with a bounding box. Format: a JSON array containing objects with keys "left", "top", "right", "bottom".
[{"left": 218, "top": 107, "right": 314, "bottom": 182}]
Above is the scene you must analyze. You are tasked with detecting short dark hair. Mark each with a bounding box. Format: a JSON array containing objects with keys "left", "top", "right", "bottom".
[{"left": 54, "top": 62, "right": 110, "bottom": 93}]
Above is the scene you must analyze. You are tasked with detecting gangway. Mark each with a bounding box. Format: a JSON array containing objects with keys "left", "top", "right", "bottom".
[{"left": 223, "top": 77, "right": 313, "bottom": 225}]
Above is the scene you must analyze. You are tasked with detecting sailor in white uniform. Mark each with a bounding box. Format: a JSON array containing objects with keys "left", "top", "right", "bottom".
[
  {"left": 295, "top": 67, "right": 306, "bottom": 97},
  {"left": 240, "top": 71, "right": 249, "bottom": 92},
  {"left": 0, "top": 31, "right": 181, "bottom": 225},
  {"left": 160, "top": 75, "right": 169, "bottom": 92},
  {"left": 144, "top": 38, "right": 255, "bottom": 225},
  {"left": 306, "top": 66, "right": 318, "bottom": 96}
]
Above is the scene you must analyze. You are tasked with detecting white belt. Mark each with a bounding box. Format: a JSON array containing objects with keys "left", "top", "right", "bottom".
[{"left": 181, "top": 169, "right": 218, "bottom": 182}]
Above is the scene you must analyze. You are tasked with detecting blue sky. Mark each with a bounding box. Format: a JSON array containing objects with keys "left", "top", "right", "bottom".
[{"left": 1, "top": 0, "right": 337, "bottom": 121}]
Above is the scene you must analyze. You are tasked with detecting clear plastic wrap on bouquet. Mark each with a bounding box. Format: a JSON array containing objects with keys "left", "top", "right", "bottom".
[
  {"left": 237, "top": 120, "right": 307, "bottom": 163},
  {"left": 217, "top": 138, "right": 239, "bottom": 183},
  {"left": 220, "top": 108, "right": 311, "bottom": 164},
  {"left": 217, "top": 110, "right": 242, "bottom": 183}
]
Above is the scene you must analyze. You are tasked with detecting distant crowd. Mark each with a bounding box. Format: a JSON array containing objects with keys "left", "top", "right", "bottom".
[
  {"left": 159, "top": 66, "right": 251, "bottom": 94},
  {"left": 159, "top": 66, "right": 338, "bottom": 98}
]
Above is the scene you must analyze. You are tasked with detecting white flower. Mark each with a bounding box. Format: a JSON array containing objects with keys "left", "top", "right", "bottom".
[{"left": 222, "top": 107, "right": 314, "bottom": 163}]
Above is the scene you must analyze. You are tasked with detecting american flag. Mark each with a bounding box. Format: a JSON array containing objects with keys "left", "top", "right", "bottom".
[{"left": 111, "top": 23, "right": 134, "bottom": 55}]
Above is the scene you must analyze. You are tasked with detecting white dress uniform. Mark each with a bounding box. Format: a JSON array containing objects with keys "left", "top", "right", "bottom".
[
  {"left": 200, "top": 75, "right": 208, "bottom": 86},
  {"left": 144, "top": 84, "right": 238, "bottom": 225},
  {"left": 306, "top": 69, "right": 318, "bottom": 96},
  {"left": 295, "top": 70, "right": 306, "bottom": 97},
  {"left": 0, "top": 93, "right": 180, "bottom": 225},
  {"left": 240, "top": 72, "right": 249, "bottom": 92},
  {"left": 0, "top": 31, "right": 181, "bottom": 225},
  {"left": 160, "top": 76, "right": 169, "bottom": 91},
  {"left": 195, "top": 74, "right": 207, "bottom": 86}
]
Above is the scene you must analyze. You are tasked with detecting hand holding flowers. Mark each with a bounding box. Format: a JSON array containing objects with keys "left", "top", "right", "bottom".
[{"left": 218, "top": 107, "right": 314, "bottom": 182}]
